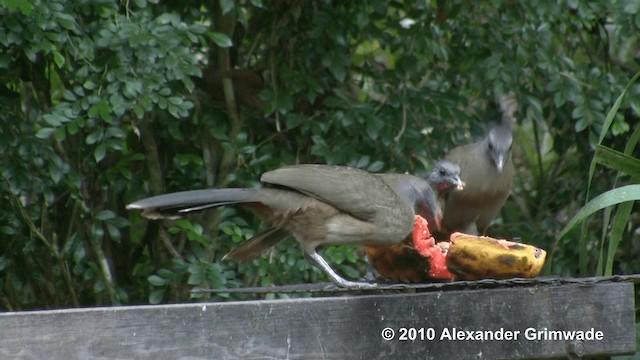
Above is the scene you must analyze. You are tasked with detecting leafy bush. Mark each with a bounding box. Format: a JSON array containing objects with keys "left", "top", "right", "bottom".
[{"left": 1, "top": 0, "right": 639, "bottom": 308}]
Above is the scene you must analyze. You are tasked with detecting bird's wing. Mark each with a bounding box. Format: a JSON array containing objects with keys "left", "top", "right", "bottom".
[{"left": 260, "top": 164, "right": 406, "bottom": 222}]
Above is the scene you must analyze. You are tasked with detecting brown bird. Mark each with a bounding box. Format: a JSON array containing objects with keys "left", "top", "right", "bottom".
[
  {"left": 442, "top": 94, "right": 517, "bottom": 235},
  {"left": 127, "top": 164, "right": 441, "bottom": 289},
  {"left": 364, "top": 161, "right": 463, "bottom": 282}
]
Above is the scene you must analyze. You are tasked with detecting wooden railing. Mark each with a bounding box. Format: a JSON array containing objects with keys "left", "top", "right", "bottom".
[{"left": 0, "top": 277, "right": 636, "bottom": 359}]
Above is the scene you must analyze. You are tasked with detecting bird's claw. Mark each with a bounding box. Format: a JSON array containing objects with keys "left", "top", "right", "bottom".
[{"left": 333, "top": 279, "right": 378, "bottom": 290}]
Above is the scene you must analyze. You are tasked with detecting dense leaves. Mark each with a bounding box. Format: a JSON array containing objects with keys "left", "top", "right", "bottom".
[{"left": 1, "top": 0, "right": 639, "bottom": 309}]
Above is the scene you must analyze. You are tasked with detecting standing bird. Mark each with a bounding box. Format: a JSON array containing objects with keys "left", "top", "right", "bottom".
[
  {"left": 442, "top": 94, "right": 518, "bottom": 235},
  {"left": 364, "top": 161, "right": 463, "bottom": 282},
  {"left": 127, "top": 164, "right": 441, "bottom": 289}
]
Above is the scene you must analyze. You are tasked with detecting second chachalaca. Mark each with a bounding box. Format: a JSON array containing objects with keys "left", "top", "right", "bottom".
[
  {"left": 127, "top": 164, "right": 442, "bottom": 288},
  {"left": 442, "top": 94, "right": 518, "bottom": 235}
]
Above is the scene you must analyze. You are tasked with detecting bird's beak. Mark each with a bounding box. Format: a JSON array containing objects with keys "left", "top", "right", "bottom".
[
  {"left": 495, "top": 155, "right": 505, "bottom": 172},
  {"left": 455, "top": 178, "right": 465, "bottom": 191}
]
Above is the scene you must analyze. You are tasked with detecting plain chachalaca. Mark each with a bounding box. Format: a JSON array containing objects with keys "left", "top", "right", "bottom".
[
  {"left": 442, "top": 94, "right": 518, "bottom": 235},
  {"left": 424, "top": 161, "right": 464, "bottom": 212},
  {"left": 364, "top": 161, "right": 463, "bottom": 282},
  {"left": 127, "top": 164, "right": 441, "bottom": 289}
]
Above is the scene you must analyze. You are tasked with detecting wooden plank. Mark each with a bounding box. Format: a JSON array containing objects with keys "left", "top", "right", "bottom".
[{"left": 0, "top": 282, "right": 635, "bottom": 359}]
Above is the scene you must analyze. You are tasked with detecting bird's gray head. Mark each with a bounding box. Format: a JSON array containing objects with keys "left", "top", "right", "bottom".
[
  {"left": 485, "top": 125, "right": 512, "bottom": 172},
  {"left": 426, "top": 161, "right": 464, "bottom": 192},
  {"left": 392, "top": 176, "right": 441, "bottom": 230}
]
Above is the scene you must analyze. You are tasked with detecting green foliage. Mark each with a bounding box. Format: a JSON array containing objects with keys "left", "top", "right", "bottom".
[
  {"left": 0, "top": 0, "right": 205, "bottom": 308},
  {"left": 553, "top": 73, "right": 640, "bottom": 277},
  {"left": 1, "top": 0, "right": 640, "bottom": 309}
]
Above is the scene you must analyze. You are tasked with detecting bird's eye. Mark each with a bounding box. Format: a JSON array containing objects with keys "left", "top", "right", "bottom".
[{"left": 439, "top": 169, "right": 447, "bottom": 176}]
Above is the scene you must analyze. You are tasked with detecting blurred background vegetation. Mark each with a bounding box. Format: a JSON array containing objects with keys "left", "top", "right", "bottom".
[{"left": 0, "top": 0, "right": 639, "bottom": 309}]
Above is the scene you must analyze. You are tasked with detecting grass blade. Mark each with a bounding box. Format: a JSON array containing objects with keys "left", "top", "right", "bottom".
[
  {"left": 594, "top": 145, "right": 640, "bottom": 177},
  {"left": 605, "top": 201, "right": 634, "bottom": 276},
  {"left": 577, "top": 71, "right": 640, "bottom": 275},
  {"left": 558, "top": 184, "right": 640, "bottom": 240}
]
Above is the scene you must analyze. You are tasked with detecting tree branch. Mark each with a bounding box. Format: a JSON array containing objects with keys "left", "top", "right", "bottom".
[
  {"left": 6, "top": 186, "right": 79, "bottom": 307},
  {"left": 214, "top": 8, "right": 242, "bottom": 188},
  {"left": 137, "top": 113, "right": 165, "bottom": 195},
  {"left": 135, "top": 112, "right": 165, "bottom": 267}
]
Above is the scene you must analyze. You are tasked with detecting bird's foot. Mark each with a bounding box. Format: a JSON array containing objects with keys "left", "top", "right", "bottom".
[
  {"left": 305, "top": 250, "right": 378, "bottom": 290},
  {"left": 331, "top": 278, "right": 378, "bottom": 290}
]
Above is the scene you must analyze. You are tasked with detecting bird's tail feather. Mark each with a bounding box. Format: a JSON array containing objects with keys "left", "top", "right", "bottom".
[
  {"left": 223, "top": 227, "right": 290, "bottom": 262},
  {"left": 126, "top": 188, "right": 257, "bottom": 219}
]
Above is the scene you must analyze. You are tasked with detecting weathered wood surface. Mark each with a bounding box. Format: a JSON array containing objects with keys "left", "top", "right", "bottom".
[{"left": 0, "top": 281, "right": 635, "bottom": 359}]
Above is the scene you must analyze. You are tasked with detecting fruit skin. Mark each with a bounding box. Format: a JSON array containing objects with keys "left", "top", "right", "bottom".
[{"left": 446, "top": 232, "right": 547, "bottom": 280}]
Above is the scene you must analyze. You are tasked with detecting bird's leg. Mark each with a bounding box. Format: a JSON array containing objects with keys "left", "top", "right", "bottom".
[
  {"left": 362, "top": 255, "right": 379, "bottom": 282},
  {"left": 305, "top": 250, "right": 377, "bottom": 289}
]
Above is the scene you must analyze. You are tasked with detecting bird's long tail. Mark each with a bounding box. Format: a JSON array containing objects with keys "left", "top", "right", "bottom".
[
  {"left": 128, "top": 188, "right": 291, "bottom": 260},
  {"left": 223, "top": 227, "right": 290, "bottom": 262},
  {"left": 126, "top": 188, "right": 257, "bottom": 219}
]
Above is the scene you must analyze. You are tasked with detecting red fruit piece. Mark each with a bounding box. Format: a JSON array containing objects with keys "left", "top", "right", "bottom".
[
  {"left": 412, "top": 214, "right": 434, "bottom": 253},
  {"left": 412, "top": 215, "right": 455, "bottom": 280}
]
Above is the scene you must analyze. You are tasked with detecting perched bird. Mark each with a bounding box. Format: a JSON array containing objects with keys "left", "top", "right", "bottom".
[
  {"left": 364, "top": 161, "right": 463, "bottom": 282},
  {"left": 424, "top": 160, "right": 465, "bottom": 211},
  {"left": 127, "top": 164, "right": 441, "bottom": 289},
  {"left": 442, "top": 94, "right": 518, "bottom": 235}
]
